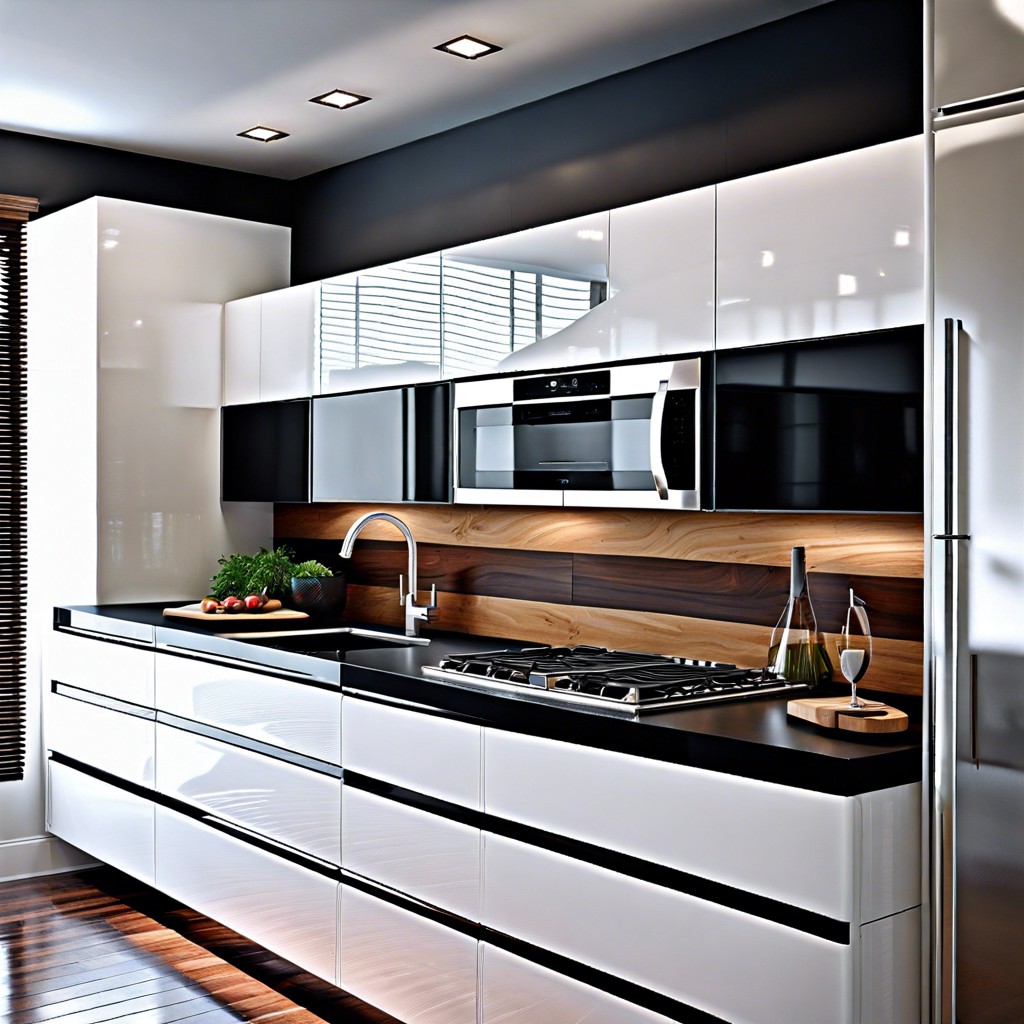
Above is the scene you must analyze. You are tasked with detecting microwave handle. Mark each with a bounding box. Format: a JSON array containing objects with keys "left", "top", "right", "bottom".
[{"left": 649, "top": 381, "right": 669, "bottom": 500}]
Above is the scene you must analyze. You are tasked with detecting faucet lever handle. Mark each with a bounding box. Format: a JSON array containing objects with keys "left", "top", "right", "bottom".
[{"left": 399, "top": 573, "right": 408, "bottom": 605}]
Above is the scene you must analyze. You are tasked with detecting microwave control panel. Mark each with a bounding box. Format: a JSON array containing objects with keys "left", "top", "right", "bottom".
[{"left": 513, "top": 369, "right": 610, "bottom": 401}]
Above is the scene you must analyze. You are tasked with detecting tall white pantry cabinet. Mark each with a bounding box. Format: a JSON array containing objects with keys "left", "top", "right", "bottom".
[{"left": 22, "top": 197, "right": 289, "bottom": 873}]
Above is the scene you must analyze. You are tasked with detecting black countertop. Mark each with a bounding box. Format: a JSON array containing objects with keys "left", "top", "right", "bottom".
[{"left": 55, "top": 602, "right": 922, "bottom": 797}]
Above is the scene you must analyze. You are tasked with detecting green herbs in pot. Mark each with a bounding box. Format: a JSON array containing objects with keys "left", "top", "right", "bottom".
[
  {"left": 209, "top": 545, "right": 299, "bottom": 601},
  {"left": 291, "top": 559, "right": 333, "bottom": 579}
]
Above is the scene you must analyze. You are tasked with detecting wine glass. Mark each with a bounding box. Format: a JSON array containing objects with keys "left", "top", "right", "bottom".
[{"left": 834, "top": 589, "right": 871, "bottom": 708}]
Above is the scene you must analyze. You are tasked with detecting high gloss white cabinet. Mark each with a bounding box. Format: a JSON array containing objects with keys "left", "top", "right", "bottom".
[
  {"left": 27, "top": 197, "right": 287, "bottom": 607},
  {"left": 339, "top": 884, "right": 478, "bottom": 1024},
  {"left": 480, "top": 944, "right": 679, "bottom": 1024},
  {"left": 604, "top": 185, "right": 715, "bottom": 358},
  {"left": 342, "top": 697, "right": 482, "bottom": 809},
  {"left": 223, "top": 282, "right": 318, "bottom": 404},
  {"left": 48, "top": 760, "right": 154, "bottom": 885},
  {"left": 342, "top": 787, "right": 480, "bottom": 920},
  {"left": 484, "top": 730, "right": 920, "bottom": 924},
  {"left": 155, "top": 806, "right": 337, "bottom": 983},
  {"left": 156, "top": 723, "right": 341, "bottom": 864},
  {"left": 483, "top": 833, "right": 851, "bottom": 1024},
  {"left": 47, "top": 631, "right": 154, "bottom": 706},
  {"left": 154, "top": 653, "right": 341, "bottom": 763},
  {"left": 716, "top": 136, "right": 925, "bottom": 348}
]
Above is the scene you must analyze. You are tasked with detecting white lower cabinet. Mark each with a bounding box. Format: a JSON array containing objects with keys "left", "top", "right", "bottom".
[
  {"left": 342, "top": 787, "right": 480, "bottom": 920},
  {"left": 342, "top": 697, "right": 481, "bottom": 809},
  {"left": 338, "top": 884, "right": 477, "bottom": 1024},
  {"left": 156, "top": 724, "right": 341, "bottom": 864},
  {"left": 860, "top": 908, "right": 922, "bottom": 1024},
  {"left": 48, "top": 760, "right": 154, "bottom": 884},
  {"left": 483, "top": 832, "right": 851, "bottom": 1024},
  {"left": 48, "top": 630, "right": 154, "bottom": 705},
  {"left": 154, "top": 806, "right": 337, "bottom": 984},
  {"left": 479, "top": 944, "right": 678, "bottom": 1024},
  {"left": 155, "top": 652, "right": 341, "bottom": 763},
  {"left": 46, "top": 691, "right": 154, "bottom": 788}
]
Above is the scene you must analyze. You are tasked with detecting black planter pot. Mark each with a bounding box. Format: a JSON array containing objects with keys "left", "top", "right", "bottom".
[{"left": 289, "top": 575, "right": 348, "bottom": 618}]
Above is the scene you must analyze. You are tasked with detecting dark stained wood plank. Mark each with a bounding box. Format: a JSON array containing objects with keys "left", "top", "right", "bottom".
[
  {"left": 571, "top": 554, "right": 923, "bottom": 641},
  {"left": 277, "top": 537, "right": 573, "bottom": 604},
  {"left": 0, "top": 868, "right": 400, "bottom": 1024}
]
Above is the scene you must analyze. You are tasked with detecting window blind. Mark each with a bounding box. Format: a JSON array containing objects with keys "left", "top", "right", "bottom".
[{"left": 0, "top": 193, "right": 36, "bottom": 784}]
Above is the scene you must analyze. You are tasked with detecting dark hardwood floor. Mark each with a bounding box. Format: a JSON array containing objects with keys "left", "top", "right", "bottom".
[{"left": 0, "top": 867, "right": 399, "bottom": 1024}]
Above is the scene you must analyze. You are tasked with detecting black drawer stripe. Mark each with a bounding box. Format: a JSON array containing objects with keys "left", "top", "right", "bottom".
[{"left": 343, "top": 771, "right": 851, "bottom": 945}]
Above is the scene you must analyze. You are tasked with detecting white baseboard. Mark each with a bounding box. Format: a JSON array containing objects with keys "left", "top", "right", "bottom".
[{"left": 0, "top": 834, "right": 98, "bottom": 882}]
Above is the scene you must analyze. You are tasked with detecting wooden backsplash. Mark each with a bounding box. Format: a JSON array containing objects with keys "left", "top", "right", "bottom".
[{"left": 275, "top": 504, "right": 924, "bottom": 695}]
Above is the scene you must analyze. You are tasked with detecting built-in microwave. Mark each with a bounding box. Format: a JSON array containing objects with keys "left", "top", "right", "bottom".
[{"left": 453, "top": 358, "right": 705, "bottom": 509}]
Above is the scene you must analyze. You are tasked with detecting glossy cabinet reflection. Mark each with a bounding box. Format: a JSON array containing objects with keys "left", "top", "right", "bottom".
[
  {"left": 224, "top": 283, "right": 318, "bottom": 404},
  {"left": 715, "top": 136, "right": 924, "bottom": 349},
  {"left": 604, "top": 186, "right": 714, "bottom": 358}
]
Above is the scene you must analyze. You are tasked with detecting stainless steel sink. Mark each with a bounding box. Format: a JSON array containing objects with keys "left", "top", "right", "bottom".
[{"left": 215, "top": 625, "right": 431, "bottom": 653}]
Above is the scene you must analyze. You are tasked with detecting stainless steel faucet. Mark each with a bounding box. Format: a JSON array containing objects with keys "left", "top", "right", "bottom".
[{"left": 340, "top": 511, "right": 438, "bottom": 637}]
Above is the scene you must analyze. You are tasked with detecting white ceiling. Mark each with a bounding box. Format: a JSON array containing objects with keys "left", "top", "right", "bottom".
[{"left": 0, "top": 0, "right": 830, "bottom": 180}]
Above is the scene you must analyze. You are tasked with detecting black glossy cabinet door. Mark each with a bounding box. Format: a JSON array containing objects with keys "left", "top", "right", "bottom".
[{"left": 221, "top": 399, "right": 310, "bottom": 502}]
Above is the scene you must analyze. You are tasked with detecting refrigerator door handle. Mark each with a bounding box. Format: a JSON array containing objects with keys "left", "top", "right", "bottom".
[{"left": 933, "top": 318, "right": 971, "bottom": 542}]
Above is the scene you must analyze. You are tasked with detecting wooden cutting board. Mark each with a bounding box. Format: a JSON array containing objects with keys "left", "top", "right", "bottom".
[
  {"left": 164, "top": 602, "right": 309, "bottom": 624},
  {"left": 787, "top": 695, "right": 909, "bottom": 734}
]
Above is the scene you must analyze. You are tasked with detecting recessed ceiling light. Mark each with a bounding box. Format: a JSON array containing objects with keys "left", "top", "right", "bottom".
[
  {"left": 237, "top": 125, "right": 289, "bottom": 143},
  {"left": 435, "top": 34, "right": 502, "bottom": 60},
  {"left": 310, "top": 89, "right": 371, "bottom": 110}
]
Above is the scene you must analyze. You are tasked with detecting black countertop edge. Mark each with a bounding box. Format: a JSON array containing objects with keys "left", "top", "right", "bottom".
[{"left": 53, "top": 603, "right": 922, "bottom": 797}]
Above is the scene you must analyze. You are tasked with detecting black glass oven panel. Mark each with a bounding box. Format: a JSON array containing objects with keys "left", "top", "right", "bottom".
[{"left": 714, "top": 328, "right": 923, "bottom": 512}]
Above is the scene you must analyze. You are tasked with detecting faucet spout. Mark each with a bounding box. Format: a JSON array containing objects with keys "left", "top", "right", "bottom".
[{"left": 340, "top": 512, "right": 438, "bottom": 637}]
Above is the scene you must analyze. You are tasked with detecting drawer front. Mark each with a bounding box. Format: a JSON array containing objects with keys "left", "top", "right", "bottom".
[
  {"left": 860, "top": 908, "right": 921, "bottom": 1024},
  {"left": 339, "top": 884, "right": 477, "bottom": 1024},
  {"left": 483, "top": 833, "right": 852, "bottom": 1024},
  {"left": 49, "top": 630, "right": 154, "bottom": 705},
  {"left": 47, "top": 691, "right": 154, "bottom": 787},
  {"left": 480, "top": 944, "right": 679, "bottom": 1024},
  {"left": 484, "top": 729, "right": 855, "bottom": 920},
  {"left": 155, "top": 807, "right": 337, "bottom": 984},
  {"left": 156, "top": 724, "right": 341, "bottom": 864},
  {"left": 155, "top": 653, "right": 340, "bottom": 763},
  {"left": 342, "top": 787, "right": 480, "bottom": 919},
  {"left": 343, "top": 698, "right": 481, "bottom": 809},
  {"left": 48, "top": 760, "right": 154, "bottom": 884}
]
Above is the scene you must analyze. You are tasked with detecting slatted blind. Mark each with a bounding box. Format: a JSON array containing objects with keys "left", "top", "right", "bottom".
[
  {"left": 320, "top": 257, "right": 597, "bottom": 388},
  {"left": 0, "top": 194, "right": 36, "bottom": 783}
]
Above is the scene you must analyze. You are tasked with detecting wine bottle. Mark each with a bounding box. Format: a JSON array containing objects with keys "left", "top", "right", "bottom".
[{"left": 767, "top": 546, "right": 833, "bottom": 687}]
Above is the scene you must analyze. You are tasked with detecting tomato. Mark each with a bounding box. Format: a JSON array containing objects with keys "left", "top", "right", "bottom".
[
  {"left": 201, "top": 598, "right": 220, "bottom": 614},
  {"left": 244, "top": 594, "right": 263, "bottom": 611}
]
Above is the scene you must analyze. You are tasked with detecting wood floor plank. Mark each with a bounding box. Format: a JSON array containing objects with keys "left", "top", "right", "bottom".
[{"left": 0, "top": 867, "right": 400, "bottom": 1024}]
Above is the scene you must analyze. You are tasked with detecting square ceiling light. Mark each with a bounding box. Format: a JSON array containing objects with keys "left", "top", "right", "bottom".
[
  {"left": 310, "top": 89, "right": 371, "bottom": 110},
  {"left": 238, "top": 125, "right": 289, "bottom": 143},
  {"left": 435, "top": 34, "right": 502, "bottom": 60}
]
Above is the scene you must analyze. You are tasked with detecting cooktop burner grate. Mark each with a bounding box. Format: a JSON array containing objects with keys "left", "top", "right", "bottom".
[{"left": 423, "top": 644, "right": 807, "bottom": 717}]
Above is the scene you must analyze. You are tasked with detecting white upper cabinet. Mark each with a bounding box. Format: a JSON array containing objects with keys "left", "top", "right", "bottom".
[
  {"left": 605, "top": 186, "right": 715, "bottom": 358},
  {"left": 715, "top": 136, "right": 925, "bottom": 349},
  {"left": 934, "top": 0, "right": 1024, "bottom": 110},
  {"left": 224, "top": 283, "right": 318, "bottom": 405}
]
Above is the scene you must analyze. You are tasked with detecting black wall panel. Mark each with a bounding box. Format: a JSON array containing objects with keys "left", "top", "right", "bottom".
[
  {"left": 290, "top": 0, "right": 922, "bottom": 285},
  {"left": 0, "top": 128, "right": 292, "bottom": 225}
]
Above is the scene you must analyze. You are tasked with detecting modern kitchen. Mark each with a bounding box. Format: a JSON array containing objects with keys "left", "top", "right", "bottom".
[{"left": 1, "top": 1, "right": 1022, "bottom": 1023}]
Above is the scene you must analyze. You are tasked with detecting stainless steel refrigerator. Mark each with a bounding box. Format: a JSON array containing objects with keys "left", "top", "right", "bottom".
[{"left": 931, "top": 21, "right": 1024, "bottom": 1020}]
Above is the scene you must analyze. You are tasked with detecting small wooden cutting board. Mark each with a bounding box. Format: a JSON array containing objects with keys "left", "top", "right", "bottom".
[
  {"left": 787, "top": 695, "right": 909, "bottom": 734},
  {"left": 164, "top": 602, "right": 309, "bottom": 624}
]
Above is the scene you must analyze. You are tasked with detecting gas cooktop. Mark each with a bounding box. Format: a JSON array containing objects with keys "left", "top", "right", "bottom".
[{"left": 420, "top": 644, "right": 808, "bottom": 718}]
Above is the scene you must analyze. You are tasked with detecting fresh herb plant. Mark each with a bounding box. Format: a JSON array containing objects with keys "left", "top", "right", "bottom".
[
  {"left": 292, "top": 559, "right": 333, "bottom": 579},
  {"left": 209, "top": 545, "right": 316, "bottom": 600}
]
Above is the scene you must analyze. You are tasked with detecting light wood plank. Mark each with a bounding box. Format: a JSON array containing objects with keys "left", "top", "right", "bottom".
[
  {"left": 277, "top": 504, "right": 924, "bottom": 578},
  {"left": 345, "top": 585, "right": 924, "bottom": 694}
]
